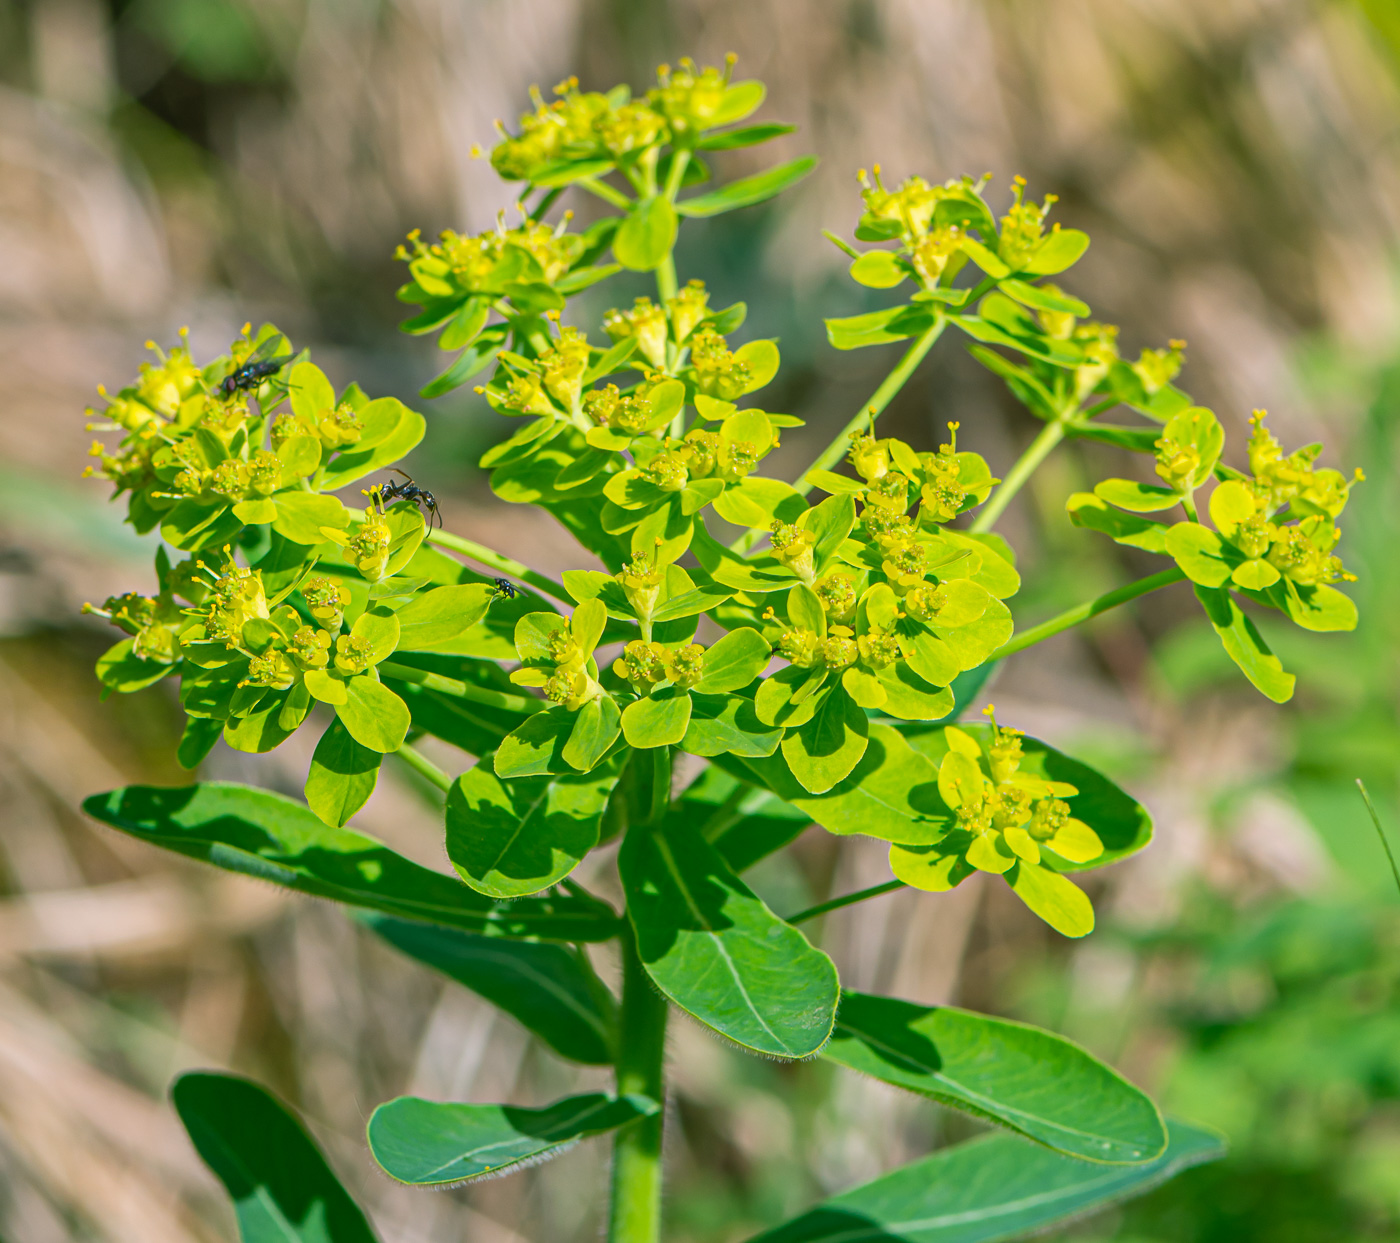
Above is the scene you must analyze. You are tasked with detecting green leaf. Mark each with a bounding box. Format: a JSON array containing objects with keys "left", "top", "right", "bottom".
[
  {"left": 613, "top": 196, "right": 678, "bottom": 271},
  {"left": 172, "top": 1072, "right": 376, "bottom": 1243},
  {"left": 743, "top": 1119, "right": 1224, "bottom": 1243},
  {"left": 305, "top": 718, "right": 381, "bottom": 827},
  {"left": 1025, "top": 227, "right": 1091, "bottom": 275},
  {"left": 563, "top": 693, "right": 623, "bottom": 772},
  {"left": 849, "top": 250, "right": 907, "bottom": 289},
  {"left": 698, "top": 122, "right": 795, "bottom": 150},
  {"left": 782, "top": 685, "right": 870, "bottom": 794},
  {"left": 367, "top": 1093, "right": 657, "bottom": 1187},
  {"left": 997, "top": 278, "right": 1090, "bottom": 316},
  {"left": 900, "top": 724, "right": 1154, "bottom": 870},
  {"left": 394, "top": 584, "right": 495, "bottom": 649},
  {"left": 1009, "top": 861, "right": 1095, "bottom": 937},
  {"left": 1094, "top": 478, "right": 1182, "bottom": 513},
  {"left": 421, "top": 327, "right": 505, "bottom": 399},
  {"left": 620, "top": 810, "right": 839, "bottom": 1058},
  {"left": 735, "top": 339, "right": 781, "bottom": 393},
  {"left": 680, "top": 693, "right": 784, "bottom": 758},
  {"left": 826, "top": 305, "right": 937, "bottom": 351},
  {"left": 496, "top": 706, "right": 575, "bottom": 777},
  {"left": 1066, "top": 492, "right": 1170, "bottom": 554},
  {"left": 288, "top": 362, "right": 336, "bottom": 424},
  {"left": 708, "top": 79, "right": 767, "bottom": 126},
  {"left": 362, "top": 914, "right": 615, "bottom": 1064},
  {"left": 1165, "top": 522, "right": 1233, "bottom": 586},
  {"left": 319, "top": 398, "right": 427, "bottom": 491},
  {"left": 1193, "top": 584, "right": 1296, "bottom": 702},
  {"left": 335, "top": 676, "right": 411, "bottom": 753},
  {"left": 622, "top": 687, "right": 693, "bottom": 748},
  {"left": 824, "top": 991, "right": 1166, "bottom": 1162},
  {"left": 1279, "top": 581, "right": 1357, "bottom": 632},
  {"left": 676, "top": 156, "right": 817, "bottom": 217},
  {"left": 438, "top": 298, "right": 490, "bottom": 350},
  {"left": 959, "top": 237, "right": 1010, "bottom": 278},
  {"left": 177, "top": 716, "right": 222, "bottom": 770},
  {"left": 82, "top": 782, "right": 618, "bottom": 940},
  {"left": 695, "top": 628, "right": 771, "bottom": 694},
  {"left": 874, "top": 662, "right": 956, "bottom": 722},
  {"left": 96, "top": 639, "right": 173, "bottom": 694},
  {"left": 446, "top": 757, "right": 620, "bottom": 897}
]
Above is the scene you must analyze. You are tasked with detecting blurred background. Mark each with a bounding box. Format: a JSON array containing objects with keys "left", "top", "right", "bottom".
[{"left": 2, "top": 0, "right": 1400, "bottom": 1239}]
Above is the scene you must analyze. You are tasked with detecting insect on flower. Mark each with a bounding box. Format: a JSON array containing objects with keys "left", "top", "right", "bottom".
[
  {"left": 379, "top": 467, "right": 441, "bottom": 529},
  {"left": 492, "top": 578, "right": 517, "bottom": 599},
  {"left": 219, "top": 336, "right": 294, "bottom": 397}
]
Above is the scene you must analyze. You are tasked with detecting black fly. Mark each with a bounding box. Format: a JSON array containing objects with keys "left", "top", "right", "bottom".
[
  {"left": 492, "top": 578, "right": 517, "bottom": 599},
  {"left": 379, "top": 468, "right": 441, "bottom": 529},
  {"left": 220, "top": 336, "right": 294, "bottom": 397}
]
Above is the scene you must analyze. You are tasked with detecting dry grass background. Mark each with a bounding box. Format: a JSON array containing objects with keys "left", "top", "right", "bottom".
[{"left": 1, "top": 1, "right": 1399, "bottom": 1239}]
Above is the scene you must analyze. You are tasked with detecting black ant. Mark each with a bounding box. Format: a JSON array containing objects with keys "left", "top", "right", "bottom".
[
  {"left": 492, "top": 578, "right": 517, "bottom": 599},
  {"left": 220, "top": 337, "right": 293, "bottom": 397},
  {"left": 379, "top": 468, "right": 441, "bottom": 529}
]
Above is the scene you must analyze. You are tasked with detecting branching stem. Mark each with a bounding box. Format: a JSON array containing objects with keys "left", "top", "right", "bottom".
[
  {"left": 425, "top": 529, "right": 569, "bottom": 601},
  {"left": 393, "top": 741, "right": 452, "bottom": 793},
  {"left": 971, "top": 417, "right": 1067, "bottom": 534},
  {"left": 787, "top": 879, "right": 905, "bottom": 924},
  {"left": 379, "top": 661, "right": 544, "bottom": 715},
  {"left": 996, "top": 567, "right": 1187, "bottom": 660}
]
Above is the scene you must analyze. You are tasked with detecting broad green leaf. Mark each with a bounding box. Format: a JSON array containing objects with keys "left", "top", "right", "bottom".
[
  {"left": 849, "top": 250, "right": 907, "bottom": 289},
  {"left": 272, "top": 492, "right": 350, "bottom": 546},
  {"left": 446, "top": 757, "right": 620, "bottom": 897},
  {"left": 782, "top": 685, "right": 870, "bottom": 794},
  {"left": 305, "top": 718, "right": 381, "bottom": 827},
  {"left": 824, "top": 991, "right": 1166, "bottom": 1162},
  {"left": 744, "top": 1119, "right": 1224, "bottom": 1243},
  {"left": 722, "top": 723, "right": 946, "bottom": 845},
  {"left": 695, "top": 628, "right": 771, "bottom": 694},
  {"left": 620, "top": 810, "right": 839, "bottom": 1058},
  {"left": 735, "top": 339, "right": 781, "bottom": 392},
  {"left": 1066, "top": 492, "right": 1170, "bottom": 554},
  {"left": 1279, "top": 581, "right": 1357, "bottom": 632},
  {"left": 708, "top": 79, "right": 766, "bottom": 126},
  {"left": 562, "top": 693, "right": 622, "bottom": 772},
  {"left": 997, "top": 278, "right": 1089, "bottom": 316},
  {"left": 787, "top": 583, "right": 827, "bottom": 636},
  {"left": 177, "top": 716, "right": 222, "bottom": 770},
  {"left": 875, "top": 663, "right": 955, "bottom": 722},
  {"left": 680, "top": 693, "right": 784, "bottom": 758},
  {"left": 222, "top": 694, "right": 297, "bottom": 754},
  {"left": 1094, "top": 478, "right": 1182, "bottom": 513},
  {"left": 676, "top": 156, "right": 817, "bottom": 217},
  {"left": 495, "top": 706, "right": 575, "bottom": 777},
  {"left": 1162, "top": 406, "right": 1224, "bottom": 487},
  {"left": 172, "top": 1072, "right": 376, "bottom": 1243},
  {"left": 754, "top": 663, "right": 829, "bottom": 728},
  {"left": 336, "top": 676, "right": 411, "bottom": 753},
  {"left": 1193, "top": 584, "right": 1295, "bottom": 702},
  {"left": 367, "top": 1093, "right": 657, "bottom": 1187},
  {"left": 622, "top": 687, "right": 693, "bottom": 748},
  {"left": 362, "top": 914, "right": 615, "bottom": 1064},
  {"left": 319, "top": 399, "right": 427, "bottom": 490},
  {"left": 900, "top": 724, "right": 1153, "bottom": 869},
  {"left": 1165, "top": 522, "right": 1233, "bottom": 587},
  {"left": 83, "top": 782, "right": 617, "bottom": 939},
  {"left": 1024, "top": 227, "right": 1091, "bottom": 275},
  {"left": 698, "top": 122, "right": 795, "bottom": 150},
  {"left": 1010, "top": 860, "right": 1095, "bottom": 937},
  {"left": 959, "top": 237, "right": 1010, "bottom": 278},
  {"left": 614, "top": 196, "right": 678, "bottom": 271},
  {"left": 96, "top": 639, "right": 173, "bottom": 694},
  {"left": 826, "top": 305, "right": 938, "bottom": 350},
  {"left": 421, "top": 327, "right": 506, "bottom": 398},
  {"left": 394, "top": 584, "right": 495, "bottom": 649},
  {"left": 288, "top": 362, "right": 336, "bottom": 424}
]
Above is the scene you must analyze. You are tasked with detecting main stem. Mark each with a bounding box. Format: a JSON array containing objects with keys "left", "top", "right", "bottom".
[
  {"left": 970, "top": 417, "right": 1066, "bottom": 534},
  {"left": 793, "top": 319, "right": 947, "bottom": 498},
  {"left": 608, "top": 747, "right": 671, "bottom": 1243},
  {"left": 996, "top": 567, "right": 1186, "bottom": 659}
]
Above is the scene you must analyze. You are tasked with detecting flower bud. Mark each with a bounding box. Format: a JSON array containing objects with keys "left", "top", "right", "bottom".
[
  {"left": 334, "top": 634, "right": 376, "bottom": 676},
  {"left": 665, "top": 643, "right": 706, "bottom": 688},
  {"left": 814, "top": 574, "right": 857, "bottom": 624},
  {"left": 690, "top": 328, "right": 750, "bottom": 401},
  {"left": 604, "top": 298, "right": 669, "bottom": 369},
  {"left": 819, "top": 628, "right": 858, "bottom": 670},
  {"left": 614, "top": 639, "right": 667, "bottom": 687},
  {"left": 770, "top": 520, "right": 817, "bottom": 581},
  {"left": 778, "top": 627, "right": 820, "bottom": 668},
  {"left": 668, "top": 280, "right": 710, "bottom": 344},
  {"left": 302, "top": 576, "right": 349, "bottom": 631}
]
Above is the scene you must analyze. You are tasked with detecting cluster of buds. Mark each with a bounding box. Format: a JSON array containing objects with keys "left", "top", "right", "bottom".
[
  {"left": 185, "top": 551, "right": 270, "bottom": 650},
  {"left": 612, "top": 639, "right": 707, "bottom": 690},
  {"left": 689, "top": 328, "right": 752, "bottom": 401},
  {"left": 83, "top": 590, "right": 185, "bottom": 664},
  {"left": 996, "top": 176, "right": 1058, "bottom": 269},
  {"left": 1209, "top": 478, "right": 1355, "bottom": 591},
  {"left": 603, "top": 280, "right": 711, "bottom": 367},
  {"left": 1246, "top": 410, "right": 1361, "bottom": 518},
  {"left": 398, "top": 214, "right": 586, "bottom": 299},
  {"left": 937, "top": 709, "right": 1104, "bottom": 876},
  {"left": 510, "top": 603, "right": 608, "bottom": 712}
]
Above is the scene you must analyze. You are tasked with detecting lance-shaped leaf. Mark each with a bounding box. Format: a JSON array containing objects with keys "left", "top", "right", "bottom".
[
  {"left": 676, "top": 156, "right": 818, "bottom": 217},
  {"left": 744, "top": 1119, "right": 1223, "bottom": 1243},
  {"left": 823, "top": 991, "right": 1166, "bottom": 1163},
  {"left": 619, "top": 807, "right": 839, "bottom": 1058},
  {"left": 83, "top": 782, "right": 618, "bottom": 941},
  {"left": 368, "top": 1093, "right": 658, "bottom": 1187},
  {"left": 446, "top": 756, "right": 621, "bottom": 898},
  {"left": 1193, "top": 584, "right": 1295, "bottom": 702},
  {"left": 362, "top": 915, "right": 615, "bottom": 1064},
  {"left": 172, "top": 1072, "right": 377, "bottom": 1243}
]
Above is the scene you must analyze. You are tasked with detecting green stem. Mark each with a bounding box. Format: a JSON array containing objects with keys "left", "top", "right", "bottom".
[
  {"left": 578, "top": 177, "right": 633, "bottom": 211},
  {"left": 787, "top": 879, "right": 905, "bottom": 924},
  {"left": 995, "top": 567, "right": 1187, "bottom": 660},
  {"left": 379, "top": 661, "right": 545, "bottom": 715},
  {"left": 608, "top": 922, "right": 668, "bottom": 1243},
  {"left": 424, "top": 529, "right": 568, "bottom": 601},
  {"left": 970, "top": 418, "right": 1067, "bottom": 534},
  {"left": 393, "top": 741, "right": 452, "bottom": 793},
  {"left": 792, "top": 319, "right": 946, "bottom": 499},
  {"left": 1357, "top": 780, "right": 1400, "bottom": 897}
]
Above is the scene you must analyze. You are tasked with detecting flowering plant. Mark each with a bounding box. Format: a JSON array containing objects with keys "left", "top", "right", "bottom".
[{"left": 80, "top": 58, "right": 1361, "bottom": 1242}]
